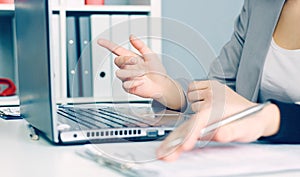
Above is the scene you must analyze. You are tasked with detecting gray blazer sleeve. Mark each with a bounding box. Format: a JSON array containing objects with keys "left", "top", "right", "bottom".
[
  {"left": 208, "top": 0, "right": 250, "bottom": 91},
  {"left": 152, "top": 0, "right": 251, "bottom": 113}
]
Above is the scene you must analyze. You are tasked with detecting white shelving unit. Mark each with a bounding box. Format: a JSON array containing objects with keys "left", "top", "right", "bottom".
[
  {"left": 63, "top": 5, "right": 152, "bottom": 12},
  {"left": 0, "top": 0, "right": 162, "bottom": 106},
  {"left": 0, "top": 4, "right": 13, "bottom": 10},
  {"left": 0, "top": 3, "right": 17, "bottom": 106},
  {"left": 55, "top": 0, "right": 161, "bottom": 103}
]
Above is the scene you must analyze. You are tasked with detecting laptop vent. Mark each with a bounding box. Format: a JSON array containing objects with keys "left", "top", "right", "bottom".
[{"left": 86, "top": 129, "right": 142, "bottom": 138}]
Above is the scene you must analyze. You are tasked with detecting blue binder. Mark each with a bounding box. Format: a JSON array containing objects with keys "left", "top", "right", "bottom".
[
  {"left": 66, "top": 16, "right": 80, "bottom": 97},
  {"left": 78, "top": 16, "right": 93, "bottom": 97}
]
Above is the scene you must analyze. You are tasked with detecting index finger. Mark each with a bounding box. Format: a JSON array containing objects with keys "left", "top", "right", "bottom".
[
  {"left": 157, "top": 115, "right": 204, "bottom": 161},
  {"left": 97, "top": 38, "right": 139, "bottom": 57}
]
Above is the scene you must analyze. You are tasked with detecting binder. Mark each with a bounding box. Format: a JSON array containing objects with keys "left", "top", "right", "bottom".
[
  {"left": 129, "top": 14, "right": 149, "bottom": 54},
  {"left": 149, "top": 18, "right": 162, "bottom": 57},
  {"left": 85, "top": 0, "right": 104, "bottom": 5},
  {"left": 128, "top": 14, "right": 151, "bottom": 101},
  {"left": 78, "top": 16, "right": 93, "bottom": 97},
  {"left": 66, "top": 16, "right": 80, "bottom": 97},
  {"left": 104, "top": 0, "right": 129, "bottom": 5},
  {"left": 110, "top": 14, "right": 132, "bottom": 101},
  {"left": 90, "top": 14, "right": 112, "bottom": 99},
  {"left": 0, "top": 0, "right": 14, "bottom": 4},
  {"left": 51, "top": 14, "right": 62, "bottom": 99}
]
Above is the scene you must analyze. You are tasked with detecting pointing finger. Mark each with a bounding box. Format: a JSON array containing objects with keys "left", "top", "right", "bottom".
[
  {"left": 98, "top": 38, "right": 139, "bottom": 57},
  {"left": 114, "top": 56, "right": 139, "bottom": 68}
]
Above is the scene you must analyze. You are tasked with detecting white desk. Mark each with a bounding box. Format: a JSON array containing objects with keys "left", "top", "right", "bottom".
[
  {"left": 0, "top": 119, "right": 124, "bottom": 177},
  {"left": 1, "top": 119, "right": 300, "bottom": 177}
]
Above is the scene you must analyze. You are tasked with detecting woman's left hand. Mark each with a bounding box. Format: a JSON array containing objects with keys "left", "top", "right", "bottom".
[{"left": 157, "top": 80, "right": 280, "bottom": 161}]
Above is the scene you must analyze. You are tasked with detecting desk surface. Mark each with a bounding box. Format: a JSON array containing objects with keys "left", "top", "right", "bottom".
[
  {"left": 1, "top": 119, "right": 300, "bottom": 177},
  {"left": 0, "top": 119, "right": 125, "bottom": 177}
]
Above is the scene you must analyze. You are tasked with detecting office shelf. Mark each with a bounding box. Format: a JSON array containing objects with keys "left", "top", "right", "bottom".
[
  {"left": 0, "top": 95, "right": 19, "bottom": 106},
  {"left": 0, "top": 4, "right": 14, "bottom": 10},
  {"left": 0, "top": 4, "right": 14, "bottom": 15},
  {"left": 0, "top": 0, "right": 161, "bottom": 103},
  {"left": 0, "top": 4, "right": 151, "bottom": 13},
  {"left": 64, "top": 5, "right": 151, "bottom": 13}
]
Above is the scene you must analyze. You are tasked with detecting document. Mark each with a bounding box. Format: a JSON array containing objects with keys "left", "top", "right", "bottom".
[{"left": 78, "top": 141, "right": 300, "bottom": 177}]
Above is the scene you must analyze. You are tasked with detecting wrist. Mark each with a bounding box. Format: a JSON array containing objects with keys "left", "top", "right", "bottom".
[
  {"left": 155, "top": 78, "right": 186, "bottom": 111},
  {"left": 261, "top": 103, "right": 280, "bottom": 137}
]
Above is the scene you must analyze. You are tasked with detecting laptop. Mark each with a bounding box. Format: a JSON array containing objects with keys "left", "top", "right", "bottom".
[{"left": 15, "top": 0, "right": 186, "bottom": 144}]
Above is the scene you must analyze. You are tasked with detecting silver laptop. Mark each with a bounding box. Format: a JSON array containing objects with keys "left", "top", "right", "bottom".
[{"left": 15, "top": 0, "right": 186, "bottom": 144}]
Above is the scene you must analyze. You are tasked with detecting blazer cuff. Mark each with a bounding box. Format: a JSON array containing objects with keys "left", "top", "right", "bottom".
[{"left": 259, "top": 99, "right": 300, "bottom": 144}]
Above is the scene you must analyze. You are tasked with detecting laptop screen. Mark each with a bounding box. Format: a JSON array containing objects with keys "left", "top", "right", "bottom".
[{"left": 15, "top": 0, "right": 58, "bottom": 142}]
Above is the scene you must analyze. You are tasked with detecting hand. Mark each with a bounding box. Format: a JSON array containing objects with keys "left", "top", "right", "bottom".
[
  {"left": 187, "top": 80, "right": 256, "bottom": 114},
  {"left": 98, "top": 35, "right": 186, "bottom": 110},
  {"left": 157, "top": 80, "right": 280, "bottom": 161}
]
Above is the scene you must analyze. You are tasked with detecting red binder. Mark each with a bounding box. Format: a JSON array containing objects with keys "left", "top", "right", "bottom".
[
  {"left": 85, "top": 0, "right": 104, "bottom": 5},
  {"left": 0, "top": 0, "right": 14, "bottom": 3}
]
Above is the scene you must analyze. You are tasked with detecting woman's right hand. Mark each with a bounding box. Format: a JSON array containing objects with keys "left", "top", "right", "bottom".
[{"left": 98, "top": 35, "right": 186, "bottom": 110}]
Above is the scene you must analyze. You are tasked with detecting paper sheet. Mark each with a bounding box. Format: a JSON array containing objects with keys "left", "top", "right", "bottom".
[
  {"left": 0, "top": 106, "right": 21, "bottom": 119},
  {"left": 143, "top": 142, "right": 300, "bottom": 177},
  {"left": 81, "top": 141, "right": 300, "bottom": 177}
]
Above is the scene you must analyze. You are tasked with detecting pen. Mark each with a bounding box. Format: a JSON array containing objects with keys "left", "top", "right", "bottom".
[{"left": 168, "top": 101, "right": 271, "bottom": 148}]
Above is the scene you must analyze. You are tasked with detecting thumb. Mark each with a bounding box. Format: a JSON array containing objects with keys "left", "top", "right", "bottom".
[{"left": 129, "top": 34, "right": 153, "bottom": 56}]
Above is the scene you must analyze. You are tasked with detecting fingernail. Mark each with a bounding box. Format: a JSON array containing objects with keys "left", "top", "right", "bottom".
[
  {"left": 130, "top": 34, "right": 138, "bottom": 40},
  {"left": 97, "top": 39, "right": 105, "bottom": 45}
]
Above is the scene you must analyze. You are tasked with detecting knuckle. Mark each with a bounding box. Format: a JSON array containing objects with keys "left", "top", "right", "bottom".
[
  {"left": 115, "top": 70, "right": 125, "bottom": 80},
  {"left": 123, "top": 65, "right": 131, "bottom": 70},
  {"left": 122, "top": 83, "right": 128, "bottom": 90},
  {"left": 122, "top": 85, "right": 130, "bottom": 92},
  {"left": 191, "top": 103, "right": 197, "bottom": 112},
  {"left": 201, "top": 101, "right": 210, "bottom": 109},
  {"left": 188, "top": 91, "right": 203, "bottom": 102},
  {"left": 211, "top": 80, "right": 218, "bottom": 85},
  {"left": 190, "top": 81, "right": 199, "bottom": 89},
  {"left": 114, "top": 57, "right": 120, "bottom": 65},
  {"left": 191, "top": 102, "right": 203, "bottom": 113},
  {"left": 123, "top": 81, "right": 133, "bottom": 89},
  {"left": 115, "top": 69, "right": 123, "bottom": 75},
  {"left": 205, "top": 90, "right": 213, "bottom": 99},
  {"left": 187, "top": 92, "right": 193, "bottom": 102},
  {"left": 194, "top": 92, "right": 200, "bottom": 100},
  {"left": 115, "top": 70, "right": 120, "bottom": 76}
]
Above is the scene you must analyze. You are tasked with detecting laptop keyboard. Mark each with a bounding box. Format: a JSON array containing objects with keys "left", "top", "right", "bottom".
[{"left": 57, "top": 107, "right": 155, "bottom": 130}]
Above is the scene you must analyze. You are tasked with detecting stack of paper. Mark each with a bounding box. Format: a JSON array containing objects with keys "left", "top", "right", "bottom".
[{"left": 78, "top": 141, "right": 300, "bottom": 177}]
